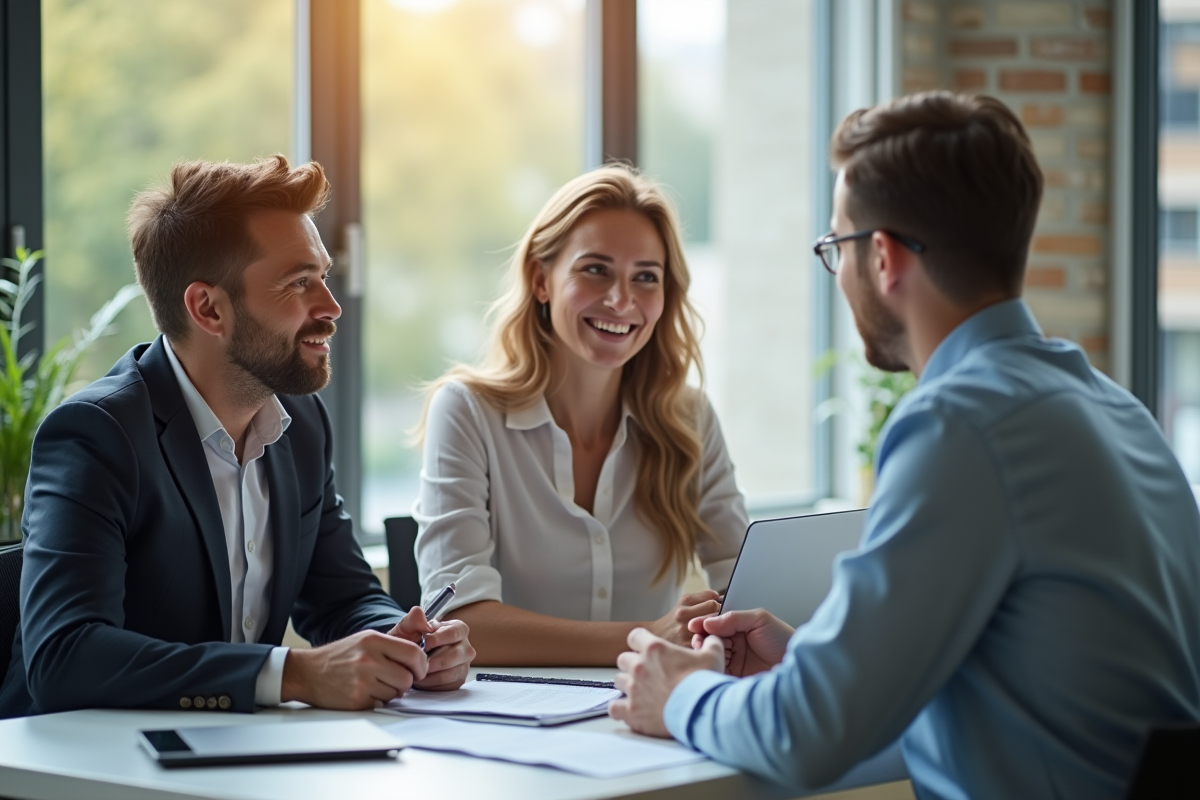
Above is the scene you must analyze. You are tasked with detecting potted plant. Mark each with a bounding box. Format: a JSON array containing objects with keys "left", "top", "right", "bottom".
[
  {"left": 0, "top": 249, "right": 141, "bottom": 543},
  {"left": 816, "top": 350, "right": 917, "bottom": 504}
]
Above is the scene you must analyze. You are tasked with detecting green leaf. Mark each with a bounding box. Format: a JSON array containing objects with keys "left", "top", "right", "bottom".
[{"left": 0, "top": 251, "right": 138, "bottom": 541}]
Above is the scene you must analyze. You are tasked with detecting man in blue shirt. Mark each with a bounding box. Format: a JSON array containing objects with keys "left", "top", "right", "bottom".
[{"left": 609, "top": 91, "right": 1200, "bottom": 799}]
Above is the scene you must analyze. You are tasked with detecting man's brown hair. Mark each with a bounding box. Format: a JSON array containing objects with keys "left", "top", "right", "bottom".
[
  {"left": 831, "top": 91, "right": 1043, "bottom": 303},
  {"left": 127, "top": 154, "right": 330, "bottom": 341}
]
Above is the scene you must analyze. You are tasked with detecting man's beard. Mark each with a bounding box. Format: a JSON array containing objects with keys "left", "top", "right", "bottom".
[
  {"left": 227, "top": 295, "right": 335, "bottom": 401},
  {"left": 852, "top": 263, "right": 908, "bottom": 373}
]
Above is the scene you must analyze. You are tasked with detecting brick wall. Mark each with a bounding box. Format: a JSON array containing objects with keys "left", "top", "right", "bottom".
[{"left": 900, "top": 0, "right": 1113, "bottom": 370}]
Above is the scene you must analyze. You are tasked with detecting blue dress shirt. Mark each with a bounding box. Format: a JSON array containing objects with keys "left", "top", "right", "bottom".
[{"left": 664, "top": 299, "right": 1200, "bottom": 799}]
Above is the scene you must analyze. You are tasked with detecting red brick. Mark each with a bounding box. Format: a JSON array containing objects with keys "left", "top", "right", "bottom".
[
  {"left": 1080, "top": 334, "right": 1109, "bottom": 354},
  {"left": 904, "top": 1, "right": 938, "bottom": 24},
  {"left": 1080, "top": 72, "right": 1111, "bottom": 93},
  {"left": 1080, "top": 200, "right": 1108, "bottom": 224},
  {"left": 1031, "top": 36, "right": 1107, "bottom": 61},
  {"left": 949, "top": 38, "right": 1018, "bottom": 57},
  {"left": 1025, "top": 265, "right": 1067, "bottom": 288},
  {"left": 1000, "top": 70, "right": 1067, "bottom": 92},
  {"left": 1084, "top": 7, "right": 1110, "bottom": 29},
  {"left": 1032, "top": 234, "right": 1102, "bottom": 255},
  {"left": 904, "top": 66, "right": 943, "bottom": 93},
  {"left": 1022, "top": 103, "right": 1064, "bottom": 126},
  {"left": 955, "top": 69, "right": 987, "bottom": 90}
]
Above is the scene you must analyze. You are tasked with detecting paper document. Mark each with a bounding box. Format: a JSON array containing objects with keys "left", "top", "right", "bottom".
[
  {"left": 383, "top": 717, "right": 707, "bottom": 778},
  {"left": 378, "top": 679, "right": 621, "bottom": 726}
]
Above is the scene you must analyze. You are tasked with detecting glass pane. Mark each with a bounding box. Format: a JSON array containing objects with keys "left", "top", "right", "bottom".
[
  {"left": 361, "top": 0, "right": 585, "bottom": 532},
  {"left": 43, "top": 0, "right": 293, "bottom": 383},
  {"left": 639, "top": 0, "right": 821, "bottom": 511},
  {"left": 1162, "top": 208, "right": 1199, "bottom": 253},
  {"left": 1161, "top": 7, "right": 1200, "bottom": 482}
]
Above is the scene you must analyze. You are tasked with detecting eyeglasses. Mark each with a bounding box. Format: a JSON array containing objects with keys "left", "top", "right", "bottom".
[{"left": 812, "top": 229, "right": 927, "bottom": 275}]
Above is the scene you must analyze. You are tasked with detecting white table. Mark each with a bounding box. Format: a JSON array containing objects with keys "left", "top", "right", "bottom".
[{"left": 0, "top": 668, "right": 908, "bottom": 800}]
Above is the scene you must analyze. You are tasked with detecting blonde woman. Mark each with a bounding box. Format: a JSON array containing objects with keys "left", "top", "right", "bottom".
[{"left": 413, "top": 165, "right": 748, "bottom": 665}]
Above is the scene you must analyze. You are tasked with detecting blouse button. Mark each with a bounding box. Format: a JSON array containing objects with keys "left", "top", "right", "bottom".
[
  {"left": 597, "top": 587, "right": 608, "bottom": 599},
  {"left": 594, "top": 534, "right": 606, "bottom": 545}
]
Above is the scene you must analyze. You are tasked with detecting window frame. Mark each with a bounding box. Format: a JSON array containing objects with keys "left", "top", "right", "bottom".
[{"left": 0, "top": 0, "right": 45, "bottom": 365}]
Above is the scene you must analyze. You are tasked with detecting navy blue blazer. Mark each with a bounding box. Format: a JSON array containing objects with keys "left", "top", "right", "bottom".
[{"left": 0, "top": 337, "right": 404, "bottom": 717}]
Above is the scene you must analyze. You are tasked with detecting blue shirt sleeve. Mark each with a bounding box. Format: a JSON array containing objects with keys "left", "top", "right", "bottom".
[{"left": 663, "top": 402, "right": 1021, "bottom": 790}]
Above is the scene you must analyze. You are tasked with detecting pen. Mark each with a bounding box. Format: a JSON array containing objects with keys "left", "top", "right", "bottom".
[
  {"left": 475, "top": 673, "right": 617, "bottom": 689},
  {"left": 418, "top": 582, "right": 456, "bottom": 651}
]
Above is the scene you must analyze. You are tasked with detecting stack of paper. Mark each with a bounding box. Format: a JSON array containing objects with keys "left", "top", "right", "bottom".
[
  {"left": 377, "top": 679, "right": 621, "bottom": 726},
  {"left": 381, "top": 717, "right": 708, "bottom": 778}
]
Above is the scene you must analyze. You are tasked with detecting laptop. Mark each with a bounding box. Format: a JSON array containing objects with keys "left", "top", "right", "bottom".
[{"left": 720, "top": 508, "right": 867, "bottom": 627}]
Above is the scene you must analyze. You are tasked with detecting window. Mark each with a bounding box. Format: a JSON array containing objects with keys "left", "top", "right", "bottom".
[
  {"left": 1163, "top": 88, "right": 1200, "bottom": 127},
  {"left": 31, "top": 1, "right": 842, "bottom": 536},
  {"left": 42, "top": 0, "right": 294, "bottom": 382},
  {"left": 1162, "top": 22, "right": 1200, "bottom": 130},
  {"left": 1160, "top": 8, "right": 1200, "bottom": 481},
  {"left": 1162, "top": 208, "right": 1200, "bottom": 253},
  {"left": 360, "top": 0, "right": 586, "bottom": 532},
  {"left": 638, "top": 0, "right": 825, "bottom": 513}
]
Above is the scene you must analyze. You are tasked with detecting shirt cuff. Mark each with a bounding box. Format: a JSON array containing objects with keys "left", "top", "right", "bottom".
[
  {"left": 664, "top": 669, "right": 738, "bottom": 747},
  {"left": 254, "top": 646, "right": 290, "bottom": 707}
]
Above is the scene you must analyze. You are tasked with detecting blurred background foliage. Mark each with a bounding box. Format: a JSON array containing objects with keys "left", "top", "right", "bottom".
[{"left": 43, "top": 0, "right": 292, "bottom": 384}]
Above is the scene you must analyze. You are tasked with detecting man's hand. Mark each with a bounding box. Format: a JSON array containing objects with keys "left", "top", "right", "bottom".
[
  {"left": 688, "top": 609, "right": 794, "bottom": 677},
  {"left": 647, "top": 590, "right": 723, "bottom": 647},
  {"left": 281, "top": 630, "right": 428, "bottom": 710},
  {"left": 387, "top": 608, "right": 474, "bottom": 691},
  {"left": 608, "top": 627, "right": 725, "bottom": 737}
]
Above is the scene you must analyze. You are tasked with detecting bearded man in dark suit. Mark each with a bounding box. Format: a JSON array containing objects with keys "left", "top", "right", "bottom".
[{"left": 1, "top": 156, "right": 473, "bottom": 717}]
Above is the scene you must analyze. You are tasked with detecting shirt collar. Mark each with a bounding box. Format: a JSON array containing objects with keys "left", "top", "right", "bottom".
[
  {"left": 505, "top": 393, "right": 635, "bottom": 432},
  {"left": 921, "top": 298, "right": 1043, "bottom": 385},
  {"left": 163, "top": 337, "right": 291, "bottom": 446}
]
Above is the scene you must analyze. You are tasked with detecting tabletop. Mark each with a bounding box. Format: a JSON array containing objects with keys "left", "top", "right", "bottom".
[{"left": 0, "top": 667, "right": 909, "bottom": 800}]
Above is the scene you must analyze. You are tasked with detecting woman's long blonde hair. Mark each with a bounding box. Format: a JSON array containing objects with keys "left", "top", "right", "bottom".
[{"left": 416, "top": 164, "right": 708, "bottom": 583}]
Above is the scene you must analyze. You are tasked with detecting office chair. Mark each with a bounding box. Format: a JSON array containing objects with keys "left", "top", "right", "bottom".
[
  {"left": 0, "top": 542, "right": 22, "bottom": 673},
  {"left": 383, "top": 516, "right": 422, "bottom": 611},
  {"left": 1125, "top": 723, "right": 1200, "bottom": 799}
]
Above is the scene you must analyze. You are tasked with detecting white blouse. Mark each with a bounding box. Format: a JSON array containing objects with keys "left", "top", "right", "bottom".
[{"left": 413, "top": 382, "right": 749, "bottom": 622}]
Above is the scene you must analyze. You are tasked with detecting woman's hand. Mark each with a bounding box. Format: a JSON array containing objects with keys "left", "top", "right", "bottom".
[{"left": 647, "top": 590, "right": 723, "bottom": 647}]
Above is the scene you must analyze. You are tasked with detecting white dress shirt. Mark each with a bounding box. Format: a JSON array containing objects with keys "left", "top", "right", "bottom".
[
  {"left": 414, "top": 381, "right": 749, "bottom": 620},
  {"left": 164, "top": 340, "right": 290, "bottom": 705}
]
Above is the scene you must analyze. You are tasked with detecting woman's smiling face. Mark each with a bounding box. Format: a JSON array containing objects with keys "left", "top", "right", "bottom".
[{"left": 533, "top": 208, "right": 667, "bottom": 374}]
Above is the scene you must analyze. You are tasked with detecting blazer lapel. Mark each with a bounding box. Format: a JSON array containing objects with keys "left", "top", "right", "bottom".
[
  {"left": 139, "top": 337, "right": 233, "bottom": 642},
  {"left": 264, "top": 434, "right": 300, "bottom": 645}
]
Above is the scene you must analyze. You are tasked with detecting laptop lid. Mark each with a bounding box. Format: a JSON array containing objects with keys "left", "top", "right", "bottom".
[{"left": 721, "top": 509, "right": 867, "bottom": 627}]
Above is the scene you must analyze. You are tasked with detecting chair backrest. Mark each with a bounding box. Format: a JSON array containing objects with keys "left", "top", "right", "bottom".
[
  {"left": 383, "top": 516, "right": 422, "bottom": 611},
  {"left": 1126, "top": 723, "right": 1200, "bottom": 799},
  {"left": 0, "top": 543, "right": 23, "bottom": 672}
]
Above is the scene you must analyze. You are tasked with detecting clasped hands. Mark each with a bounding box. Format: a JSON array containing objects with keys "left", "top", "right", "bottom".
[
  {"left": 281, "top": 608, "right": 475, "bottom": 710},
  {"left": 609, "top": 604, "right": 795, "bottom": 737}
]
